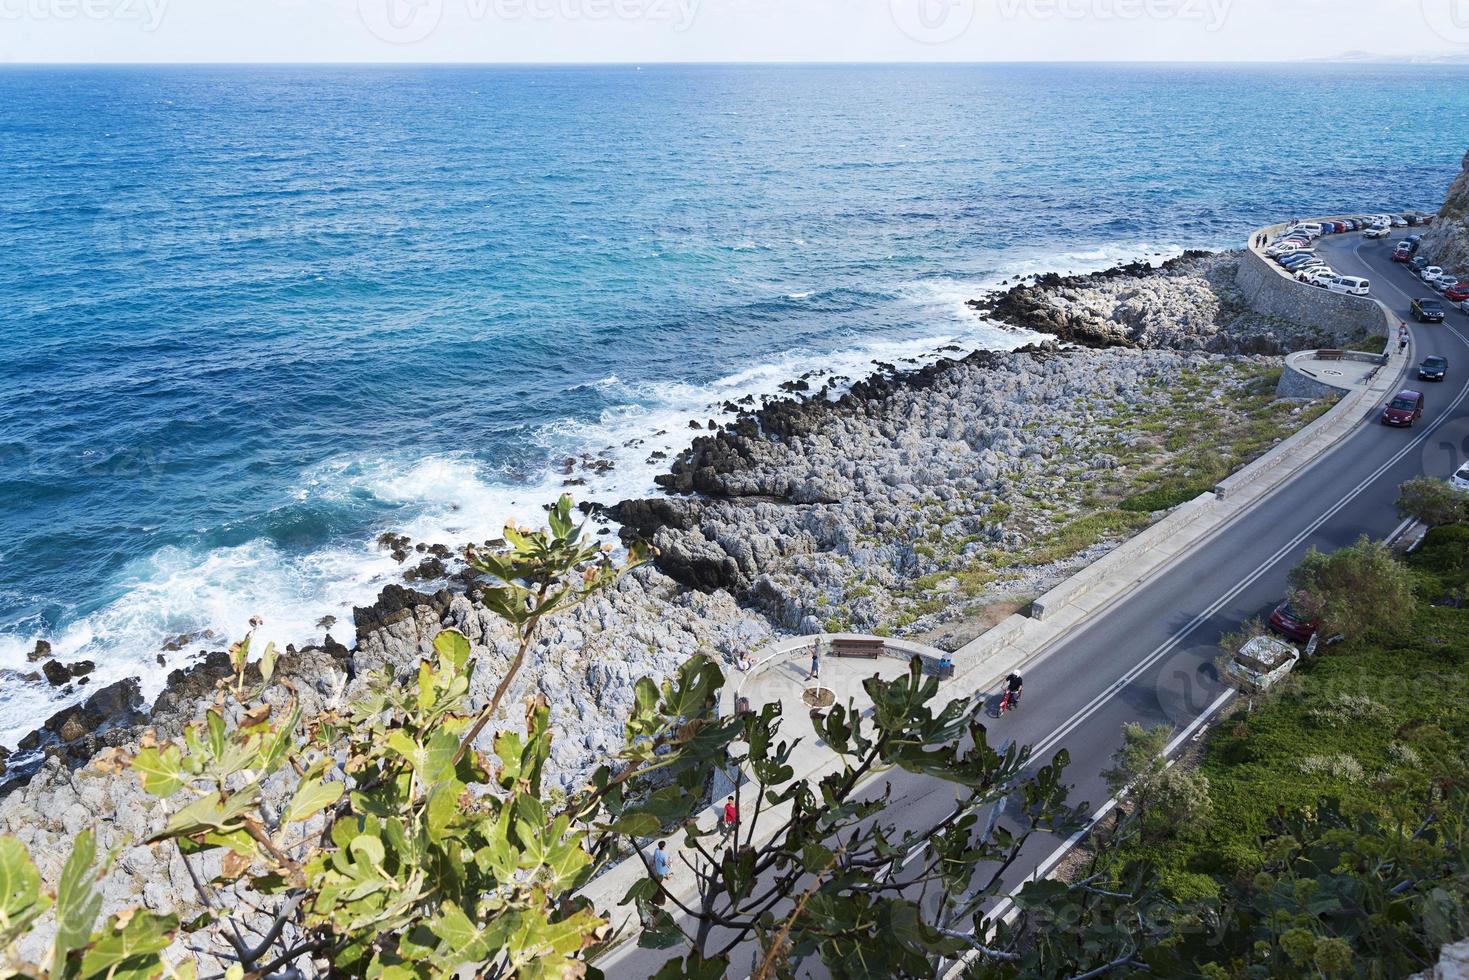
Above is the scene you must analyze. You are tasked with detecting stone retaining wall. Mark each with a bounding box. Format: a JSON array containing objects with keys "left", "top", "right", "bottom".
[{"left": 1236, "top": 220, "right": 1388, "bottom": 337}]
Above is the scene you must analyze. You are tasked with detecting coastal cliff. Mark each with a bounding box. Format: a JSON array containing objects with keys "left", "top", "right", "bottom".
[
  {"left": 1423, "top": 149, "right": 1469, "bottom": 276},
  {"left": 0, "top": 244, "right": 1380, "bottom": 959}
]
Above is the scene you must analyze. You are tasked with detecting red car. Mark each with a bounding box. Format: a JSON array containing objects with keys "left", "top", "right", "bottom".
[
  {"left": 1382, "top": 389, "right": 1424, "bottom": 427},
  {"left": 1269, "top": 600, "right": 1320, "bottom": 643},
  {"left": 1393, "top": 246, "right": 1413, "bottom": 263},
  {"left": 1445, "top": 283, "right": 1469, "bottom": 302}
]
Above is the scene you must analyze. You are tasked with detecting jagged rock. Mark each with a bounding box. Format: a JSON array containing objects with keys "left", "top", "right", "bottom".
[
  {"left": 41, "top": 661, "right": 71, "bottom": 687},
  {"left": 1421, "top": 149, "right": 1469, "bottom": 277},
  {"left": 403, "top": 556, "right": 447, "bottom": 583},
  {"left": 28, "top": 640, "right": 50, "bottom": 663}
]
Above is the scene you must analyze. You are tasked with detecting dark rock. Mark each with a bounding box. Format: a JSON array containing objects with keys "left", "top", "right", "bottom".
[
  {"left": 403, "top": 556, "right": 447, "bottom": 583},
  {"left": 68, "top": 660, "right": 95, "bottom": 678},
  {"left": 29, "top": 640, "right": 51, "bottom": 663},
  {"left": 41, "top": 660, "right": 71, "bottom": 687},
  {"left": 316, "top": 615, "right": 337, "bottom": 630},
  {"left": 353, "top": 584, "right": 452, "bottom": 643},
  {"left": 45, "top": 678, "right": 146, "bottom": 747},
  {"left": 427, "top": 543, "right": 452, "bottom": 559},
  {"left": 322, "top": 634, "right": 351, "bottom": 662},
  {"left": 152, "top": 651, "right": 234, "bottom": 720}
]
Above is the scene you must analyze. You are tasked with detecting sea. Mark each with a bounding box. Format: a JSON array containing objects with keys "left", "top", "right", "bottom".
[{"left": 2, "top": 62, "right": 1467, "bottom": 748}]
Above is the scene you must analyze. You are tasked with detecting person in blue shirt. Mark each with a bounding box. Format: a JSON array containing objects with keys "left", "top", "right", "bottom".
[{"left": 652, "top": 841, "right": 671, "bottom": 882}]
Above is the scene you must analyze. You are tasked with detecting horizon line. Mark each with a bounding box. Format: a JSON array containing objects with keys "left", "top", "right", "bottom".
[{"left": 3, "top": 57, "right": 1468, "bottom": 67}]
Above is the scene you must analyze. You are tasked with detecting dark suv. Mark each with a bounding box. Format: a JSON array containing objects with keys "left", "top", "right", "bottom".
[
  {"left": 1418, "top": 356, "right": 1448, "bottom": 382},
  {"left": 1412, "top": 298, "right": 1447, "bottom": 323}
]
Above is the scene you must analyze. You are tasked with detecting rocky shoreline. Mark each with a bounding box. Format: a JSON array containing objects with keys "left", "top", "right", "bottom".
[{"left": 0, "top": 246, "right": 1383, "bottom": 941}]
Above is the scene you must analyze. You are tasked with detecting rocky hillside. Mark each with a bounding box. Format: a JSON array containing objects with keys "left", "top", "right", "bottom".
[
  {"left": 976, "top": 250, "right": 1372, "bottom": 354},
  {"left": 1422, "top": 149, "right": 1469, "bottom": 276}
]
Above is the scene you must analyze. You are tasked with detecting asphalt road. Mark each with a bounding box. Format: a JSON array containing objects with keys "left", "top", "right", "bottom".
[{"left": 605, "top": 232, "right": 1469, "bottom": 979}]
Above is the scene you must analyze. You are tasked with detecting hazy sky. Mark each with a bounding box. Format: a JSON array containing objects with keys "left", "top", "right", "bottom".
[{"left": 1, "top": 0, "right": 1466, "bottom": 63}]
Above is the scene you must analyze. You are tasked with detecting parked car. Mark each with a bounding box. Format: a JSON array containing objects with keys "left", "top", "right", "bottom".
[
  {"left": 1445, "top": 283, "right": 1469, "bottom": 302},
  {"left": 1412, "top": 298, "right": 1447, "bottom": 322},
  {"left": 1411, "top": 256, "right": 1431, "bottom": 273},
  {"left": 1269, "top": 600, "right": 1320, "bottom": 643},
  {"left": 1300, "top": 269, "right": 1338, "bottom": 286},
  {"left": 1421, "top": 266, "right": 1446, "bottom": 285},
  {"left": 1281, "top": 252, "right": 1318, "bottom": 266},
  {"left": 1418, "top": 355, "right": 1448, "bottom": 382},
  {"left": 1334, "top": 275, "right": 1370, "bottom": 296},
  {"left": 1225, "top": 635, "right": 1301, "bottom": 692},
  {"left": 1382, "top": 389, "right": 1425, "bottom": 427},
  {"left": 1365, "top": 225, "right": 1391, "bottom": 239},
  {"left": 1434, "top": 276, "right": 1461, "bottom": 295},
  {"left": 1453, "top": 462, "right": 1469, "bottom": 494},
  {"left": 1392, "top": 215, "right": 1409, "bottom": 227},
  {"left": 1393, "top": 244, "right": 1414, "bottom": 263}
]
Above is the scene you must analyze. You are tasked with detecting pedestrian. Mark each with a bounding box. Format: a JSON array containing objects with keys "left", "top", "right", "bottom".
[
  {"left": 808, "top": 644, "right": 821, "bottom": 681},
  {"left": 652, "top": 840, "right": 671, "bottom": 882},
  {"left": 721, "top": 796, "right": 738, "bottom": 841}
]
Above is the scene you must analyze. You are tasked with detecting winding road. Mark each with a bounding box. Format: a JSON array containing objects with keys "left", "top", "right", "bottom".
[{"left": 604, "top": 231, "right": 1469, "bottom": 978}]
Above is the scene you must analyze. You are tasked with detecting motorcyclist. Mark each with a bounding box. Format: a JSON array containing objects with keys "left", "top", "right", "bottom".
[{"left": 1004, "top": 672, "right": 1023, "bottom": 709}]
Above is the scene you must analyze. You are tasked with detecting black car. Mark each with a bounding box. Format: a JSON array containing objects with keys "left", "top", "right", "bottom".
[
  {"left": 1412, "top": 298, "right": 1447, "bottom": 323},
  {"left": 1411, "top": 256, "right": 1431, "bottom": 273},
  {"left": 1418, "top": 355, "right": 1448, "bottom": 381}
]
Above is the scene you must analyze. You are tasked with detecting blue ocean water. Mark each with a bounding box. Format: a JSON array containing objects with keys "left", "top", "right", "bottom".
[{"left": 1, "top": 62, "right": 1467, "bottom": 745}]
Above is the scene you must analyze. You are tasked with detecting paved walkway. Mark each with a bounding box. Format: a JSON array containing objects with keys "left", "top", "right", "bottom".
[{"left": 582, "top": 634, "right": 951, "bottom": 957}]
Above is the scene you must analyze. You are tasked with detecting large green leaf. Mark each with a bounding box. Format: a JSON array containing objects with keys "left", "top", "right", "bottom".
[
  {"left": 77, "top": 910, "right": 177, "bottom": 980},
  {"left": 0, "top": 835, "right": 50, "bottom": 945},
  {"left": 131, "top": 743, "right": 187, "bottom": 798},
  {"left": 52, "top": 827, "right": 104, "bottom": 977},
  {"left": 433, "top": 629, "right": 471, "bottom": 672},
  {"left": 283, "top": 775, "right": 344, "bottom": 826}
]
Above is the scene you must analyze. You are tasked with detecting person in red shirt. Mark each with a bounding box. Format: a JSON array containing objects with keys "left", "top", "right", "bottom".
[{"left": 721, "top": 796, "right": 738, "bottom": 841}]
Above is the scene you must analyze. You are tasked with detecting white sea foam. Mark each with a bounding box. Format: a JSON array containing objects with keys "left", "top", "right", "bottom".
[{"left": 0, "top": 240, "right": 1175, "bottom": 751}]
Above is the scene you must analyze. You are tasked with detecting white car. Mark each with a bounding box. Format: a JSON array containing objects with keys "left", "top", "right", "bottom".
[
  {"left": 1268, "top": 242, "right": 1306, "bottom": 256},
  {"left": 1364, "top": 226, "right": 1391, "bottom": 239},
  {"left": 1421, "top": 266, "right": 1445, "bottom": 284},
  {"left": 1299, "top": 268, "right": 1338, "bottom": 286},
  {"left": 1225, "top": 636, "right": 1300, "bottom": 692},
  {"left": 1434, "top": 276, "right": 1460, "bottom": 295},
  {"left": 1333, "top": 276, "right": 1370, "bottom": 296},
  {"left": 1392, "top": 216, "right": 1409, "bottom": 227},
  {"left": 1453, "top": 462, "right": 1469, "bottom": 494}
]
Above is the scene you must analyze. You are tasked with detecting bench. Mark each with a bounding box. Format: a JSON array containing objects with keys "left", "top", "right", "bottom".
[
  {"left": 830, "top": 638, "right": 884, "bottom": 659},
  {"left": 1315, "top": 349, "right": 1345, "bottom": 361}
]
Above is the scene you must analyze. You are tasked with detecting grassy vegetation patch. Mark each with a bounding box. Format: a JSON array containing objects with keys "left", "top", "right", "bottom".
[{"left": 1120, "top": 525, "right": 1469, "bottom": 899}]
